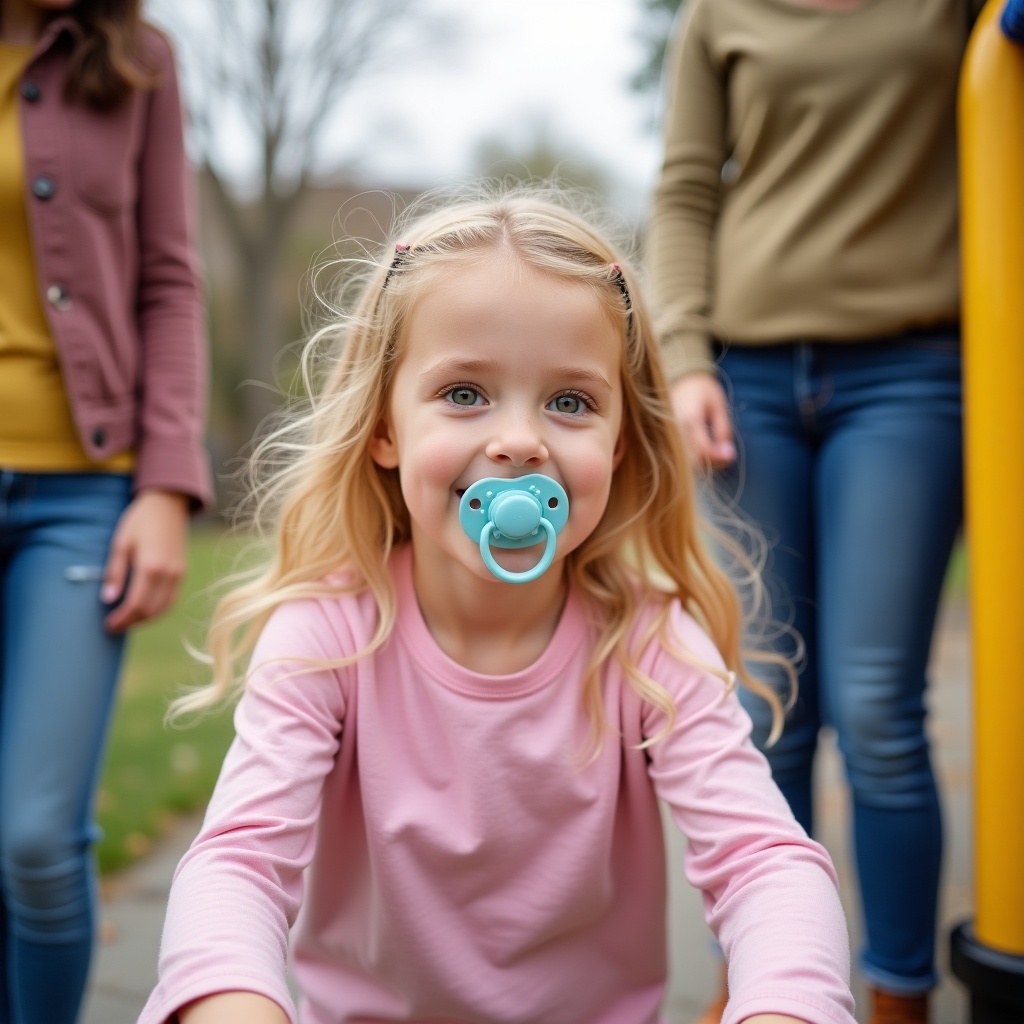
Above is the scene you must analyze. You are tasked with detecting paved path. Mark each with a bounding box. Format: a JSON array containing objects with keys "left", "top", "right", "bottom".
[{"left": 82, "top": 596, "right": 974, "bottom": 1024}]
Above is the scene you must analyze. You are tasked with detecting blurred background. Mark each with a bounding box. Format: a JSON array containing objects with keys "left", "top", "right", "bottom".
[
  {"left": 98, "top": 0, "right": 691, "bottom": 872},
  {"left": 144, "top": 0, "right": 680, "bottom": 498}
]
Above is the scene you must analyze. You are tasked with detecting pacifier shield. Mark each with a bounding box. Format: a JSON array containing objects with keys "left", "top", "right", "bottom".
[
  {"left": 459, "top": 475, "right": 568, "bottom": 549},
  {"left": 458, "top": 475, "right": 569, "bottom": 584}
]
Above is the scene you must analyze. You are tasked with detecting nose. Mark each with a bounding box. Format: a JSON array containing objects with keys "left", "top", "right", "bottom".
[{"left": 485, "top": 411, "right": 549, "bottom": 468}]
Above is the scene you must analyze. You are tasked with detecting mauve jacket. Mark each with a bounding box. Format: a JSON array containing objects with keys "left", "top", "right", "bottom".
[{"left": 16, "top": 18, "right": 212, "bottom": 509}]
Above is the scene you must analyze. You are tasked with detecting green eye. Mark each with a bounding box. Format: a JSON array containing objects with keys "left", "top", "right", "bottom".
[
  {"left": 550, "top": 394, "right": 582, "bottom": 414},
  {"left": 449, "top": 387, "right": 480, "bottom": 406}
]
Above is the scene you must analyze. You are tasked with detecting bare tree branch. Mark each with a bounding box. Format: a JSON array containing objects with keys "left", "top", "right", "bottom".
[
  {"left": 146, "top": 0, "right": 445, "bottom": 444},
  {"left": 202, "top": 162, "right": 253, "bottom": 257}
]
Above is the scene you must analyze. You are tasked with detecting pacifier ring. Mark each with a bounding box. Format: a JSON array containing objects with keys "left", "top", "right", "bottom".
[{"left": 479, "top": 518, "right": 557, "bottom": 583}]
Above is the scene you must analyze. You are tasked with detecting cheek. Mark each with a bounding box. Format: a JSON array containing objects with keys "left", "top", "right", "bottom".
[
  {"left": 565, "top": 445, "right": 617, "bottom": 515},
  {"left": 412, "top": 436, "right": 465, "bottom": 483},
  {"left": 573, "top": 429, "right": 620, "bottom": 482},
  {"left": 572, "top": 460, "right": 613, "bottom": 497},
  {"left": 396, "top": 431, "right": 468, "bottom": 510}
]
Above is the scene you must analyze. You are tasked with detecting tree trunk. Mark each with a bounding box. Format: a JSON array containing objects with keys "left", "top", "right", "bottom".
[{"left": 239, "top": 237, "right": 287, "bottom": 448}]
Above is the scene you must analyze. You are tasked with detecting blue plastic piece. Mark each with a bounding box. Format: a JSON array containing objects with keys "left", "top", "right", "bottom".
[
  {"left": 458, "top": 475, "right": 569, "bottom": 583},
  {"left": 1003, "top": 0, "right": 1024, "bottom": 43}
]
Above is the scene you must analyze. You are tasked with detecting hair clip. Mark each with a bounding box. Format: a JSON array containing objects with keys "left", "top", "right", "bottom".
[
  {"left": 383, "top": 243, "right": 411, "bottom": 289},
  {"left": 609, "top": 263, "right": 633, "bottom": 328}
]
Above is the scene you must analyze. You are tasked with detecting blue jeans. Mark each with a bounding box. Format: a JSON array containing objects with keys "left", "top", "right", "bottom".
[
  {"left": 715, "top": 331, "right": 963, "bottom": 995},
  {"left": 0, "top": 471, "right": 131, "bottom": 1024}
]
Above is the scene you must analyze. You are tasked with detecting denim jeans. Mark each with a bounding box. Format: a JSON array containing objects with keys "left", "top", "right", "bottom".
[
  {"left": 715, "top": 331, "right": 963, "bottom": 995},
  {"left": 0, "top": 471, "right": 131, "bottom": 1024}
]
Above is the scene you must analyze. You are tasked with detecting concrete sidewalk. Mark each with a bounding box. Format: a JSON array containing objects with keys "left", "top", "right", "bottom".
[{"left": 82, "top": 595, "right": 974, "bottom": 1024}]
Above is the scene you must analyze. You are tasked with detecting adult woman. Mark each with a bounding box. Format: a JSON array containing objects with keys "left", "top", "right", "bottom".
[
  {"left": 647, "top": 1, "right": 979, "bottom": 1021},
  {"left": 0, "top": 0, "right": 209, "bottom": 1020}
]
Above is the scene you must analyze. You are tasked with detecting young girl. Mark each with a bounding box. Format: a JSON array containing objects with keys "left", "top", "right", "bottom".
[{"left": 139, "top": 190, "right": 856, "bottom": 1024}]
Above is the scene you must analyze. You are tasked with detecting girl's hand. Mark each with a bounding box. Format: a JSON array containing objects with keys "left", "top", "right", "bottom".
[
  {"left": 669, "top": 372, "right": 736, "bottom": 469},
  {"left": 179, "top": 991, "right": 289, "bottom": 1023},
  {"left": 102, "top": 488, "right": 190, "bottom": 633}
]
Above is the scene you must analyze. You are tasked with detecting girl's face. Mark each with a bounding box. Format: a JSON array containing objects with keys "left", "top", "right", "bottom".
[{"left": 371, "top": 254, "right": 626, "bottom": 586}]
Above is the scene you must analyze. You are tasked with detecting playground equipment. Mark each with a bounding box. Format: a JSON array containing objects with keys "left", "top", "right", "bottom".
[{"left": 950, "top": 1, "right": 1024, "bottom": 1020}]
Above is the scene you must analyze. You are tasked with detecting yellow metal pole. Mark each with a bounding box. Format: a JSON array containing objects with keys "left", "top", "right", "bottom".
[{"left": 951, "top": 1, "right": 1024, "bottom": 1019}]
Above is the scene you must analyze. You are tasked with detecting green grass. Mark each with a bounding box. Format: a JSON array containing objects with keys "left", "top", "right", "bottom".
[
  {"left": 96, "top": 527, "right": 261, "bottom": 874},
  {"left": 945, "top": 537, "right": 968, "bottom": 598}
]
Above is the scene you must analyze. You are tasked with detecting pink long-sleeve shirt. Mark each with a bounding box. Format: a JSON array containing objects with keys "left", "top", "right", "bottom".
[{"left": 140, "top": 546, "right": 855, "bottom": 1024}]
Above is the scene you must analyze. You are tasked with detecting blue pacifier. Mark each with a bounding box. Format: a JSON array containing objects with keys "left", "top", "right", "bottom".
[{"left": 458, "top": 474, "right": 569, "bottom": 584}]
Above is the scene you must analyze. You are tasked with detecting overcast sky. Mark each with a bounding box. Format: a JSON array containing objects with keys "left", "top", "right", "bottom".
[
  {"left": 337, "top": 0, "right": 666, "bottom": 207},
  {"left": 151, "top": 0, "right": 667, "bottom": 219}
]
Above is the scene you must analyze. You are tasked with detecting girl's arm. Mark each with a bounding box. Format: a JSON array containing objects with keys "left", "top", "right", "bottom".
[
  {"left": 138, "top": 598, "right": 356, "bottom": 1024},
  {"left": 743, "top": 1017, "right": 813, "bottom": 1024},
  {"left": 642, "top": 605, "right": 856, "bottom": 1024},
  {"left": 179, "top": 992, "right": 289, "bottom": 1024}
]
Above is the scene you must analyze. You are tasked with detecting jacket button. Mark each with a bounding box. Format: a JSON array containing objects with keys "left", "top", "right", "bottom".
[
  {"left": 20, "top": 82, "right": 41, "bottom": 102},
  {"left": 46, "top": 284, "right": 71, "bottom": 310},
  {"left": 32, "top": 176, "right": 55, "bottom": 200},
  {"left": 92, "top": 428, "right": 106, "bottom": 448}
]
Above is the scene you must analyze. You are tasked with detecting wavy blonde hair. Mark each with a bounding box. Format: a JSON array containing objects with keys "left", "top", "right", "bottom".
[{"left": 178, "top": 183, "right": 790, "bottom": 749}]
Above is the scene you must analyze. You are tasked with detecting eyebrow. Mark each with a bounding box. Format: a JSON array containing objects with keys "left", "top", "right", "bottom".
[
  {"left": 419, "top": 357, "right": 614, "bottom": 391},
  {"left": 418, "top": 357, "right": 502, "bottom": 380}
]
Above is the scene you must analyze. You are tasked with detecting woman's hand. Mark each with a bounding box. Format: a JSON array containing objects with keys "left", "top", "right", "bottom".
[
  {"left": 102, "top": 488, "right": 190, "bottom": 633},
  {"left": 669, "top": 372, "right": 736, "bottom": 469}
]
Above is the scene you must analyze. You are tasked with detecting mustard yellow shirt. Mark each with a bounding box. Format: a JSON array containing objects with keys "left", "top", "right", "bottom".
[{"left": 0, "top": 40, "right": 132, "bottom": 471}]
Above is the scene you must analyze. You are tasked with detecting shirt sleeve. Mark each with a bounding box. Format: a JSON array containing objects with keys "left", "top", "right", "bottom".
[
  {"left": 642, "top": 605, "right": 856, "bottom": 1024},
  {"left": 133, "top": 30, "right": 213, "bottom": 511},
  {"left": 646, "top": 0, "right": 726, "bottom": 380},
  {"left": 137, "top": 599, "right": 354, "bottom": 1024}
]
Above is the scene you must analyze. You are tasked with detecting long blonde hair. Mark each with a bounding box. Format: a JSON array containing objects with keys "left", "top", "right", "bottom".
[{"left": 180, "top": 183, "right": 789, "bottom": 748}]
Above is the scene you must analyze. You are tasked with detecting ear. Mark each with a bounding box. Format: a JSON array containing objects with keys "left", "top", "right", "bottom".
[
  {"left": 612, "top": 429, "right": 627, "bottom": 471},
  {"left": 369, "top": 415, "right": 399, "bottom": 469}
]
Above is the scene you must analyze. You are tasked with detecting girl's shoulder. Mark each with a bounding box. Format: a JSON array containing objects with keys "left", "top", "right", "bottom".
[
  {"left": 627, "top": 591, "right": 728, "bottom": 678},
  {"left": 256, "top": 571, "right": 381, "bottom": 666}
]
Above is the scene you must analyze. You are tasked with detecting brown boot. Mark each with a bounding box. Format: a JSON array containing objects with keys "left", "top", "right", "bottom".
[
  {"left": 869, "top": 987, "right": 929, "bottom": 1024},
  {"left": 693, "top": 963, "right": 728, "bottom": 1024}
]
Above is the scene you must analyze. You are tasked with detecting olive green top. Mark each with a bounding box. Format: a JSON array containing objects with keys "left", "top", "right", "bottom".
[{"left": 647, "top": 0, "right": 979, "bottom": 380}]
